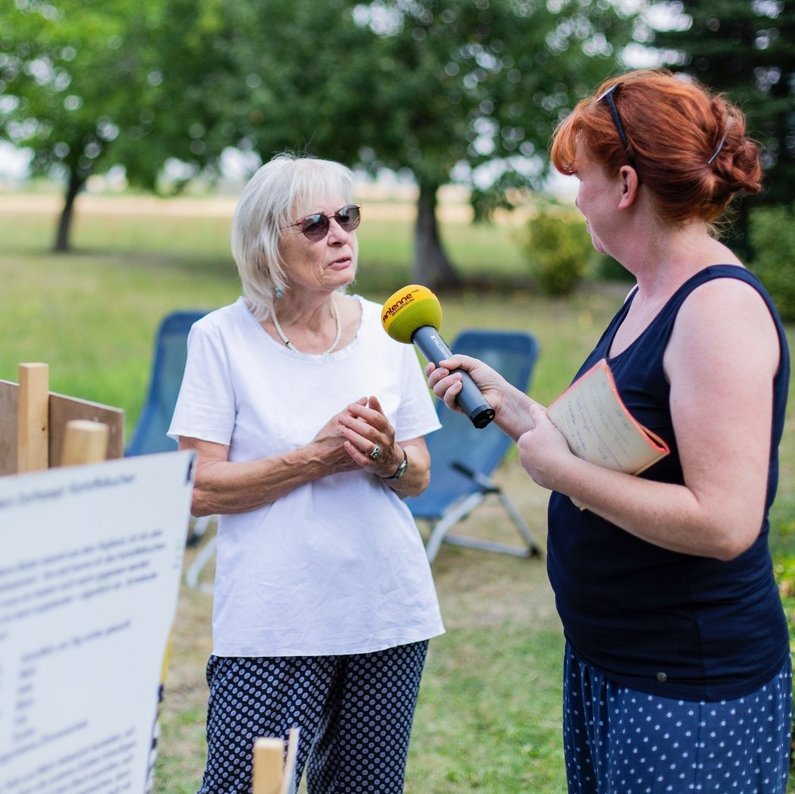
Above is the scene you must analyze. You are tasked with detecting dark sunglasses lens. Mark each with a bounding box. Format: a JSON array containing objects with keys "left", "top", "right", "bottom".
[
  {"left": 297, "top": 205, "right": 360, "bottom": 240},
  {"left": 335, "top": 205, "right": 360, "bottom": 231},
  {"left": 300, "top": 214, "right": 330, "bottom": 240}
]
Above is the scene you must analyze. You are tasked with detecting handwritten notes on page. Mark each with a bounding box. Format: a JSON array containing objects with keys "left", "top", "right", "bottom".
[
  {"left": 548, "top": 359, "right": 669, "bottom": 475},
  {"left": 0, "top": 451, "right": 195, "bottom": 794}
]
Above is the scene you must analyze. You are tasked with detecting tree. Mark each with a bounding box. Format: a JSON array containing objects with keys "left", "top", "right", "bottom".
[
  {"left": 1, "top": 0, "right": 151, "bottom": 250},
  {"left": 210, "top": 0, "right": 636, "bottom": 288},
  {"left": 0, "top": 0, "right": 227, "bottom": 252},
  {"left": 1, "top": 0, "right": 638, "bottom": 278},
  {"left": 649, "top": 0, "right": 795, "bottom": 255},
  {"left": 114, "top": 0, "right": 235, "bottom": 194},
  {"left": 353, "top": 0, "right": 636, "bottom": 287},
  {"left": 202, "top": 0, "right": 373, "bottom": 176}
]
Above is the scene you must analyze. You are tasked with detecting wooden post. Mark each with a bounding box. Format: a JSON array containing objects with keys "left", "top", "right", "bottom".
[
  {"left": 252, "top": 738, "right": 284, "bottom": 794},
  {"left": 282, "top": 728, "right": 299, "bottom": 794},
  {"left": 17, "top": 362, "right": 49, "bottom": 472},
  {"left": 61, "top": 420, "right": 110, "bottom": 467},
  {"left": 251, "top": 728, "right": 299, "bottom": 794}
]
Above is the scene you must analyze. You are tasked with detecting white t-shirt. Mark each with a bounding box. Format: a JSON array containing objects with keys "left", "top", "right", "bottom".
[{"left": 169, "top": 295, "right": 444, "bottom": 656}]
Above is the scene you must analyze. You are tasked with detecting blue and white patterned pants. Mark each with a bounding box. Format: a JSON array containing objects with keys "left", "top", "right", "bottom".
[
  {"left": 563, "top": 643, "right": 792, "bottom": 793},
  {"left": 198, "top": 640, "right": 428, "bottom": 794}
]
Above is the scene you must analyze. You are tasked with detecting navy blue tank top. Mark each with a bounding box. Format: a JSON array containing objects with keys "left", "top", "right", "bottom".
[{"left": 547, "top": 266, "right": 790, "bottom": 701}]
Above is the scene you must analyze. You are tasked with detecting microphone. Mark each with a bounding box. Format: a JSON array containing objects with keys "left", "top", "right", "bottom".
[{"left": 381, "top": 284, "right": 495, "bottom": 429}]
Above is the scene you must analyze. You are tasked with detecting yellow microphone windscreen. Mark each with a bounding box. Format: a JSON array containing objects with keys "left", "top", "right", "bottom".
[{"left": 381, "top": 284, "right": 442, "bottom": 344}]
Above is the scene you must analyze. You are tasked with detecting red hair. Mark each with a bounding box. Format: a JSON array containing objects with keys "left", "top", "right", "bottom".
[{"left": 550, "top": 69, "right": 762, "bottom": 225}]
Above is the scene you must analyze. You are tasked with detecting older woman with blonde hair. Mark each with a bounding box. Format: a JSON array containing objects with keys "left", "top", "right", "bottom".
[
  {"left": 427, "top": 69, "right": 791, "bottom": 792},
  {"left": 170, "top": 153, "right": 443, "bottom": 793}
]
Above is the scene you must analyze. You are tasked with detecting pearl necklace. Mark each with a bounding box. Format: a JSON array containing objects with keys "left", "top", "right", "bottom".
[{"left": 271, "top": 299, "right": 342, "bottom": 355}]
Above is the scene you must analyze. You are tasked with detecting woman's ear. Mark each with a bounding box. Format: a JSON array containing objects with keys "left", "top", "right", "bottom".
[{"left": 617, "top": 165, "right": 640, "bottom": 209}]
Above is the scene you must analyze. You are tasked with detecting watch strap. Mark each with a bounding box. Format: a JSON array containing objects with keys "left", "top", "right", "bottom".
[{"left": 382, "top": 447, "right": 408, "bottom": 480}]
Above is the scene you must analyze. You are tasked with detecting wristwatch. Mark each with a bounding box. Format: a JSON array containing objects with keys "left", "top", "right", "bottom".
[{"left": 383, "top": 447, "right": 408, "bottom": 480}]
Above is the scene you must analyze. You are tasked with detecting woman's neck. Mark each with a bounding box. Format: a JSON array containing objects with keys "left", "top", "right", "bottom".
[
  {"left": 269, "top": 294, "right": 342, "bottom": 354},
  {"left": 629, "top": 221, "right": 741, "bottom": 299}
]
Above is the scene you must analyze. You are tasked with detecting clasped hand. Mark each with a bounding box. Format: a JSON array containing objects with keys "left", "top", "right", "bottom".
[{"left": 312, "top": 395, "right": 400, "bottom": 477}]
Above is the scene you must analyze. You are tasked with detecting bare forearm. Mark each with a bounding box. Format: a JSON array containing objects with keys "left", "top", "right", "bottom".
[
  {"left": 191, "top": 443, "right": 341, "bottom": 515},
  {"left": 544, "top": 456, "right": 761, "bottom": 560},
  {"left": 493, "top": 384, "right": 543, "bottom": 442},
  {"left": 191, "top": 440, "right": 430, "bottom": 514}
]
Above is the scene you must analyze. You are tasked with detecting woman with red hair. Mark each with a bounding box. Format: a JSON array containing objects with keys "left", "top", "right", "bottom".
[{"left": 428, "top": 69, "right": 791, "bottom": 792}]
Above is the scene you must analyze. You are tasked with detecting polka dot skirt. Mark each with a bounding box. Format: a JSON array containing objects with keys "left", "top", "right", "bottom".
[
  {"left": 563, "top": 643, "right": 792, "bottom": 793},
  {"left": 198, "top": 641, "right": 428, "bottom": 793}
]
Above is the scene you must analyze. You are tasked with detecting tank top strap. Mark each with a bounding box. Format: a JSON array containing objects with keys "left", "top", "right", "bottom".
[
  {"left": 606, "top": 265, "right": 778, "bottom": 368},
  {"left": 659, "top": 264, "right": 769, "bottom": 318}
]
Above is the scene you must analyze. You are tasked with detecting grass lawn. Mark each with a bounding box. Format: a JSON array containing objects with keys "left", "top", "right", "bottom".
[{"left": 2, "top": 189, "right": 794, "bottom": 793}]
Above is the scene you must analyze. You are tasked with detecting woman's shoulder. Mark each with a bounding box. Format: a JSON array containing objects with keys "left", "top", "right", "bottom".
[
  {"left": 680, "top": 266, "right": 770, "bottom": 312},
  {"left": 671, "top": 267, "right": 781, "bottom": 371},
  {"left": 347, "top": 293, "right": 413, "bottom": 354},
  {"left": 193, "top": 297, "right": 252, "bottom": 333}
]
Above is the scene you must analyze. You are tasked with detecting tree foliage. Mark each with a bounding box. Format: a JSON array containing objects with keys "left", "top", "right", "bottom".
[
  {"left": 650, "top": 0, "right": 795, "bottom": 255},
  {"left": 210, "top": 0, "right": 636, "bottom": 288},
  {"left": 523, "top": 200, "right": 593, "bottom": 296},
  {"left": 353, "top": 0, "right": 634, "bottom": 286},
  {"left": 1, "top": 0, "right": 155, "bottom": 249},
  {"left": 0, "top": 0, "right": 227, "bottom": 250},
  {"left": 1, "top": 0, "right": 637, "bottom": 281},
  {"left": 750, "top": 202, "right": 795, "bottom": 321}
]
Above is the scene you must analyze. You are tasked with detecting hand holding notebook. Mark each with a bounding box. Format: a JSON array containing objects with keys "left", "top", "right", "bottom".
[{"left": 547, "top": 358, "right": 670, "bottom": 475}]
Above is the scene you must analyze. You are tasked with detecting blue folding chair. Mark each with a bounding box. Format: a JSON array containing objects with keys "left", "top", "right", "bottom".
[
  {"left": 405, "top": 329, "right": 543, "bottom": 563},
  {"left": 126, "top": 310, "right": 208, "bottom": 457},
  {"left": 126, "top": 310, "right": 214, "bottom": 555}
]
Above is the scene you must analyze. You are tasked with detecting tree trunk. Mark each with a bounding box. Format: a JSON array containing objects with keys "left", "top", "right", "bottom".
[
  {"left": 53, "top": 169, "right": 86, "bottom": 253},
  {"left": 411, "top": 182, "right": 461, "bottom": 290}
]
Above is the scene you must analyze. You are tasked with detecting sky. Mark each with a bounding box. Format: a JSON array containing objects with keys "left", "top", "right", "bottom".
[{"left": 0, "top": 141, "right": 31, "bottom": 181}]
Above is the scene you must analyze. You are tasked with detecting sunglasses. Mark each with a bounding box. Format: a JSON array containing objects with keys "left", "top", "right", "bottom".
[
  {"left": 598, "top": 84, "right": 638, "bottom": 171},
  {"left": 284, "top": 204, "right": 361, "bottom": 242}
]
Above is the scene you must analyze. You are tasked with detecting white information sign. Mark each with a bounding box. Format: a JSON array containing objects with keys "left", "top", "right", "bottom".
[{"left": 0, "top": 451, "right": 195, "bottom": 794}]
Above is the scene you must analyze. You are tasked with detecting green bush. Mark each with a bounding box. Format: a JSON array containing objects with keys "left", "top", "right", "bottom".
[
  {"left": 749, "top": 203, "right": 795, "bottom": 322},
  {"left": 522, "top": 202, "right": 593, "bottom": 296}
]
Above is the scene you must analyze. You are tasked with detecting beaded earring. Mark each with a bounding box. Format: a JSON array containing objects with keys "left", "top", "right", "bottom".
[{"left": 275, "top": 285, "right": 284, "bottom": 300}]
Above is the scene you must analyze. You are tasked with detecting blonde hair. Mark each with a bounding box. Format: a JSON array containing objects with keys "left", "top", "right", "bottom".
[{"left": 231, "top": 153, "right": 356, "bottom": 320}]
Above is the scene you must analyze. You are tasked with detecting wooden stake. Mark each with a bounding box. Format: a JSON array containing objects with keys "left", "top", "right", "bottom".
[
  {"left": 17, "top": 362, "right": 49, "bottom": 472},
  {"left": 282, "top": 728, "right": 299, "bottom": 794},
  {"left": 252, "top": 737, "right": 284, "bottom": 794},
  {"left": 60, "top": 420, "right": 109, "bottom": 467}
]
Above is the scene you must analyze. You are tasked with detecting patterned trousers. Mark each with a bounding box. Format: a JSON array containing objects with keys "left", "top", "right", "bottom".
[
  {"left": 198, "top": 640, "right": 428, "bottom": 794},
  {"left": 563, "top": 642, "right": 792, "bottom": 793}
]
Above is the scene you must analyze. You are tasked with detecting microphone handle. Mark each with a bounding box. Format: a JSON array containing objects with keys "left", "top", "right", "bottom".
[{"left": 412, "top": 326, "right": 495, "bottom": 429}]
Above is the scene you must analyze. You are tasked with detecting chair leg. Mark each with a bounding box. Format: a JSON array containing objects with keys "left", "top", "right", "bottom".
[
  {"left": 185, "top": 531, "right": 217, "bottom": 592},
  {"left": 432, "top": 491, "right": 543, "bottom": 560},
  {"left": 425, "top": 515, "right": 456, "bottom": 564},
  {"left": 497, "top": 491, "right": 543, "bottom": 557},
  {"left": 187, "top": 514, "right": 213, "bottom": 547},
  {"left": 424, "top": 494, "right": 485, "bottom": 563}
]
